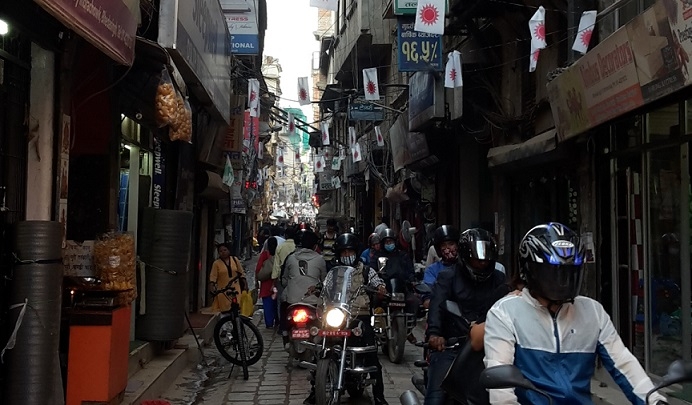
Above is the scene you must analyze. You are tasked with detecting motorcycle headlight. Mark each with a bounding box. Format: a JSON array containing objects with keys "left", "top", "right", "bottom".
[{"left": 325, "top": 308, "right": 345, "bottom": 327}]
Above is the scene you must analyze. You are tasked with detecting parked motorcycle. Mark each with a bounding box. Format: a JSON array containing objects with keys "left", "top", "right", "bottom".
[{"left": 299, "top": 266, "right": 379, "bottom": 405}]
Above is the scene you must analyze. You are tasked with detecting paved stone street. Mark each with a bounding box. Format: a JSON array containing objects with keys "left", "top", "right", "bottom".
[{"left": 161, "top": 312, "right": 426, "bottom": 405}]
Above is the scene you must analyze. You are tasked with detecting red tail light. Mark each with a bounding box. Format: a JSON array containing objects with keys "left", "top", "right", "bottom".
[{"left": 292, "top": 308, "right": 309, "bottom": 323}]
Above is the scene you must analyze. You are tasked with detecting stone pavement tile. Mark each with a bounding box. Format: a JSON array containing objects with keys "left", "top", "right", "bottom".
[{"left": 258, "top": 394, "right": 288, "bottom": 402}]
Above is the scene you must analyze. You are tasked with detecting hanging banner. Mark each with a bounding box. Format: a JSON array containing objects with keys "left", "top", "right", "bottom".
[{"left": 223, "top": 95, "right": 245, "bottom": 152}]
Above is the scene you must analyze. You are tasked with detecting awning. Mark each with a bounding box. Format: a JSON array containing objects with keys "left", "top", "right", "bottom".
[
  {"left": 196, "top": 171, "right": 229, "bottom": 200},
  {"left": 319, "top": 84, "right": 344, "bottom": 112},
  {"left": 487, "top": 129, "right": 557, "bottom": 169}
]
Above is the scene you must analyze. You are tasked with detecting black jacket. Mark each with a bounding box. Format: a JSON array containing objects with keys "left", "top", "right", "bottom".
[
  {"left": 371, "top": 249, "right": 415, "bottom": 284},
  {"left": 426, "top": 265, "right": 508, "bottom": 340}
]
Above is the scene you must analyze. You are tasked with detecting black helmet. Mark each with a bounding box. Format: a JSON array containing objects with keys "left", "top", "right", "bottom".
[
  {"left": 334, "top": 233, "right": 360, "bottom": 265},
  {"left": 434, "top": 225, "right": 460, "bottom": 249},
  {"left": 519, "top": 222, "right": 585, "bottom": 304},
  {"left": 367, "top": 232, "right": 381, "bottom": 247},
  {"left": 296, "top": 230, "right": 319, "bottom": 250},
  {"left": 459, "top": 228, "right": 498, "bottom": 281},
  {"left": 378, "top": 228, "right": 397, "bottom": 248}
]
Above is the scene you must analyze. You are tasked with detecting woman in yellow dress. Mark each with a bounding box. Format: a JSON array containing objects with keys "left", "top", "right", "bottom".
[{"left": 209, "top": 244, "right": 247, "bottom": 312}]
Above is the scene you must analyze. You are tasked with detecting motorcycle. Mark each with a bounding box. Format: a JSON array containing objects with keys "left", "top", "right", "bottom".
[
  {"left": 286, "top": 299, "right": 320, "bottom": 367},
  {"left": 373, "top": 256, "right": 422, "bottom": 363},
  {"left": 299, "top": 266, "right": 379, "bottom": 405}
]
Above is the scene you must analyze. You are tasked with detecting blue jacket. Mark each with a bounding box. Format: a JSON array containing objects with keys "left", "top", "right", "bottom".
[
  {"left": 360, "top": 248, "right": 372, "bottom": 266},
  {"left": 423, "top": 260, "right": 452, "bottom": 288},
  {"left": 484, "top": 290, "right": 664, "bottom": 405}
]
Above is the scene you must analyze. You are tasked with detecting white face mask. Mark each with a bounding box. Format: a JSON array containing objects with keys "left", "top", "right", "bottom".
[{"left": 341, "top": 254, "right": 357, "bottom": 266}]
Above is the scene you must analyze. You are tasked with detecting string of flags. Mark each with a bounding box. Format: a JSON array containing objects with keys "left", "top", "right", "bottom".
[{"left": 248, "top": 78, "right": 260, "bottom": 117}]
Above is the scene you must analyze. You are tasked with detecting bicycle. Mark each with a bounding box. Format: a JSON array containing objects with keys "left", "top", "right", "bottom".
[{"left": 212, "top": 274, "right": 264, "bottom": 380}]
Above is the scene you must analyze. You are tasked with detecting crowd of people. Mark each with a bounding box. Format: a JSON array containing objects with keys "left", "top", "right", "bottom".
[{"left": 210, "top": 217, "right": 668, "bottom": 405}]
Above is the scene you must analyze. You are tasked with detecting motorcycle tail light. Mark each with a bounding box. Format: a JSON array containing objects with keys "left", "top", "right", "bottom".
[
  {"left": 352, "top": 326, "right": 363, "bottom": 337},
  {"left": 310, "top": 326, "right": 320, "bottom": 336},
  {"left": 292, "top": 308, "right": 309, "bottom": 323}
]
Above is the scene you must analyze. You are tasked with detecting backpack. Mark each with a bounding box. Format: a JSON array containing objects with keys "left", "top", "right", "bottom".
[{"left": 257, "top": 256, "right": 274, "bottom": 282}]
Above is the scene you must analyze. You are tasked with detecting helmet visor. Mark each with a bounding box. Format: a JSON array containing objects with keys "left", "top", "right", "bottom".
[
  {"left": 469, "top": 241, "right": 497, "bottom": 261},
  {"left": 528, "top": 262, "right": 583, "bottom": 302}
]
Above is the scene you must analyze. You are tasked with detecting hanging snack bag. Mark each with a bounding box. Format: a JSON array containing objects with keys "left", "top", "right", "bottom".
[
  {"left": 169, "top": 97, "right": 192, "bottom": 143},
  {"left": 94, "top": 232, "right": 137, "bottom": 304},
  {"left": 154, "top": 69, "right": 178, "bottom": 128}
]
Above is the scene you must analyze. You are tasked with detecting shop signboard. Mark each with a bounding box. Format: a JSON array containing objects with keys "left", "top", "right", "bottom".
[
  {"left": 153, "top": 137, "right": 166, "bottom": 209},
  {"left": 396, "top": 18, "right": 443, "bottom": 72},
  {"left": 221, "top": 0, "right": 260, "bottom": 55},
  {"left": 231, "top": 170, "right": 246, "bottom": 214},
  {"left": 409, "top": 71, "right": 444, "bottom": 131},
  {"left": 158, "top": 0, "right": 232, "bottom": 124},
  {"left": 34, "top": 0, "right": 137, "bottom": 65},
  {"left": 223, "top": 95, "right": 245, "bottom": 153},
  {"left": 394, "top": 0, "right": 418, "bottom": 15},
  {"left": 349, "top": 98, "right": 385, "bottom": 121}
]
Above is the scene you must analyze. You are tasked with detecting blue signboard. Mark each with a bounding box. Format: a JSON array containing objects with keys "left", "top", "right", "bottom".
[
  {"left": 396, "top": 18, "right": 443, "bottom": 72},
  {"left": 231, "top": 34, "right": 259, "bottom": 55}
]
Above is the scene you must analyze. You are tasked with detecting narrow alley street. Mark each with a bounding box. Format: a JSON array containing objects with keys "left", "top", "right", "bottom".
[{"left": 161, "top": 311, "right": 425, "bottom": 405}]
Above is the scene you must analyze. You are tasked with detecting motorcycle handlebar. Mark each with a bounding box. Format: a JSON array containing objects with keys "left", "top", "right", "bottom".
[{"left": 415, "top": 336, "right": 465, "bottom": 350}]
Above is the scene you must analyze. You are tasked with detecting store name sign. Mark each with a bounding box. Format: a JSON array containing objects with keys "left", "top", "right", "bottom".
[
  {"left": 35, "top": 0, "right": 137, "bottom": 65},
  {"left": 396, "top": 18, "right": 443, "bottom": 72},
  {"left": 159, "top": 0, "right": 232, "bottom": 124}
]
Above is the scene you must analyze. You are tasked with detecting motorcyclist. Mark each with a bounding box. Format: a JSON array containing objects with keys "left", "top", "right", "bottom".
[
  {"left": 425, "top": 228, "right": 509, "bottom": 405},
  {"left": 421, "top": 225, "right": 460, "bottom": 308},
  {"left": 281, "top": 230, "right": 327, "bottom": 349},
  {"left": 372, "top": 228, "right": 415, "bottom": 288},
  {"left": 304, "top": 232, "right": 389, "bottom": 405},
  {"left": 360, "top": 232, "right": 381, "bottom": 266},
  {"left": 483, "top": 222, "right": 666, "bottom": 405}
]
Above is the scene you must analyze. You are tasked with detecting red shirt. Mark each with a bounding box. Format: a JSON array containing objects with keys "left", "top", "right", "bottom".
[{"left": 255, "top": 250, "right": 274, "bottom": 298}]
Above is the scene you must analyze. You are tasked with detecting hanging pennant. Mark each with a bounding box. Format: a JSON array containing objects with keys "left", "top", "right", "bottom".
[
  {"left": 276, "top": 147, "right": 284, "bottom": 168},
  {"left": 339, "top": 146, "right": 346, "bottom": 160},
  {"left": 288, "top": 113, "right": 296, "bottom": 135},
  {"left": 572, "top": 10, "right": 597, "bottom": 54},
  {"left": 414, "top": 0, "right": 445, "bottom": 35},
  {"left": 365, "top": 168, "right": 370, "bottom": 192},
  {"left": 349, "top": 126, "right": 357, "bottom": 146},
  {"left": 375, "top": 126, "right": 384, "bottom": 147},
  {"left": 315, "top": 155, "right": 325, "bottom": 173},
  {"left": 321, "top": 122, "right": 330, "bottom": 146},
  {"left": 248, "top": 78, "right": 260, "bottom": 117},
  {"left": 362, "top": 68, "right": 380, "bottom": 101},
  {"left": 528, "top": 6, "right": 547, "bottom": 73},
  {"left": 352, "top": 143, "right": 362, "bottom": 163},
  {"left": 295, "top": 149, "right": 301, "bottom": 161},
  {"left": 444, "top": 51, "right": 463, "bottom": 88},
  {"left": 258, "top": 142, "right": 264, "bottom": 160},
  {"left": 331, "top": 156, "right": 341, "bottom": 170},
  {"left": 222, "top": 154, "right": 234, "bottom": 187},
  {"left": 297, "top": 77, "right": 311, "bottom": 106}
]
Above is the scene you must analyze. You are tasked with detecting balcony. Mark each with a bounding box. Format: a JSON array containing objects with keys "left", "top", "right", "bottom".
[{"left": 331, "top": 0, "right": 396, "bottom": 82}]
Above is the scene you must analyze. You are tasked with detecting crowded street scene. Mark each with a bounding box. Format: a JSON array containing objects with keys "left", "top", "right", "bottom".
[{"left": 3, "top": 0, "right": 692, "bottom": 404}]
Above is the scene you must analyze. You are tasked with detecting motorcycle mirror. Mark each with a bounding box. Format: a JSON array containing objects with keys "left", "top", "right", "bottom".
[
  {"left": 480, "top": 365, "right": 552, "bottom": 405},
  {"left": 444, "top": 300, "right": 462, "bottom": 318},
  {"left": 646, "top": 359, "right": 692, "bottom": 403}
]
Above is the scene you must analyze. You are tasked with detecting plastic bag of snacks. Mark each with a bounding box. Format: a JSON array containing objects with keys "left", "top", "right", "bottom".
[
  {"left": 154, "top": 69, "right": 179, "bottom": 128},
  {"left": 169, "top": 96, "right": 192, "bottom": 143},
  {"left": 94, "top": 232, "right": 137, "bottom": 304}
]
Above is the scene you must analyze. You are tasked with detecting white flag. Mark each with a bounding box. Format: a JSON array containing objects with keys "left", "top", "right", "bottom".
[
  {"left": 349, "top": 126, "right": 357, "bottom": 146},
  {"left": 295, "top": 149, "right": 301, "bottom": 161},
  {"left": 321, "top": 122, "right": 330, "bottom": 146},
  {"left": 288, "top": 113, "right": 296, "bottom": 135},
  {"left": 310, "top": 0, "right": 338, "bottom": 11},
  {"left": 362, "top": 68, "right": 380, "bottom": 101},
  {"left": 444, "top": 51, "right": 463, "bottom": 88},
  {"left": 276, "top": 147, "right": 284, "bottom": 168},
  {"left": 222, "top": 155, "right": 234, "bottom": 187},
  {"left": 572, "top": 10, "right": 597, "bottom": 54},
  {"left": 297, "top": 77, "right": 311, "bottom": 106},
  {"left": 528, "top": 6, "right": 546, "bottom": 73},
  {"left": 352, "top": 143, "right": 362, "bottom": 163},
  {"left": 315, "top": 155, "right": 325, "bottom": 172},
  {"left": 414, "top": 0, "right": 445, "bottom": 35},
  {"left": 331, "top": 156, "right": 341, "bottom": 170},
  {"left": 339, "top": 146, "right": 346, "bottom": 160},
  {"left": 375, "top": 126, "right": 384, "bottom": 146},
  {"left": 248, "top": 78, "right": 260, "bottom": 117},
  {"left": 258, "top": 142, "right": 263, "bottom": 159}
]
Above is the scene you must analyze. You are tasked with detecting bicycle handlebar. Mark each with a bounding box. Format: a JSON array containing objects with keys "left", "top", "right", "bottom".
[{"left": 212, "top": 274, "right": 243, "bottom": 296}]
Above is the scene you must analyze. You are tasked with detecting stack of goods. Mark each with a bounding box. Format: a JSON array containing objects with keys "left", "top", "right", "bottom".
[{"left": 94, "top": 232, "right": 137, "bottom": 306}]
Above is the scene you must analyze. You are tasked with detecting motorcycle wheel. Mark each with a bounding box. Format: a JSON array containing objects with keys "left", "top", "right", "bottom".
[
  {"left": 387, "top": 316, "right": 406, "bottom": 364},
  {"left": 315, "top": 358, "right": 340, "bottom": 405}
]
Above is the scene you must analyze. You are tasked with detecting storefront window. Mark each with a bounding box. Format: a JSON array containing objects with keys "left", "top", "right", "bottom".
[
  {"left": 613, "top": 116, "right": 643, "bottom": 151},
  {"left": 648, "top": 104, "right": 680, "bottom": 143}
]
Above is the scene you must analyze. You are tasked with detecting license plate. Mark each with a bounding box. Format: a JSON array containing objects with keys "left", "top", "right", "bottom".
[
  {"left": 319, "top": 329, "right": 351, "bottom": 337},
  {"left": 292, "top": 329, "right": 310, "bottom": 339},
  {"left": 389, "top": 302, "right": 406, "bottom": 307}
]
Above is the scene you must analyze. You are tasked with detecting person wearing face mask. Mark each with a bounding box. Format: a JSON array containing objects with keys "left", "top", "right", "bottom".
[
  {"left": 303, "top": 232, "right": 389, "bottom": 405},
  {"left": 421, "top": 225, "right": 460, "bottom": 308},
  {"left": 372, "top": 228, "right": 415, "bottom": 285},
  {"left": 424, "top": 228, "right": 510, "bottom": 405}
]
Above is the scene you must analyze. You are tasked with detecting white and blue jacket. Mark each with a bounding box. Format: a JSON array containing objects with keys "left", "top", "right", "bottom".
[{"left": 484, "top": 290, "right": 665, "bottom": 405}]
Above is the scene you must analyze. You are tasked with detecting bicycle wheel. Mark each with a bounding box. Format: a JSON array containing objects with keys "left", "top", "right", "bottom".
[
  {"left": 213, "top": 315, "right": 264, "bottom": 366},
  {"left": 235, "top": 317, "right": 249, "bottom": 380}
]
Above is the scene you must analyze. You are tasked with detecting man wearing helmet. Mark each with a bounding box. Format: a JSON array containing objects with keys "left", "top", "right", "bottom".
[
  {"left": 360, "top": 232, "right": 381, "bottom": 266},
  {"left": 372, "top": 228, "right": 415, "bottom": 286},
  {"left": 483, "top": 222, "right": 665, "bottom": 405},
  {"left": 419, "top": 225, "right": 460, "bottom": 308},
  {"left": 304, "top": 233, "right": 389, "bottom": 405},
  {"left": 425, "top": 228, "right": 509, "bottom": 405}
]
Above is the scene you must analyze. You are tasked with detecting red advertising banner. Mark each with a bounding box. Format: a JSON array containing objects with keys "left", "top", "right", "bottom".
[
  {"left": 35, "top": 0, "right": 137, "bottom": 66},
  {"left": 222, "top": 96, "right": 245, "bottom": 153},
  {"left": 243, "top": 110, "right": 260, "bottom": 154}
]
